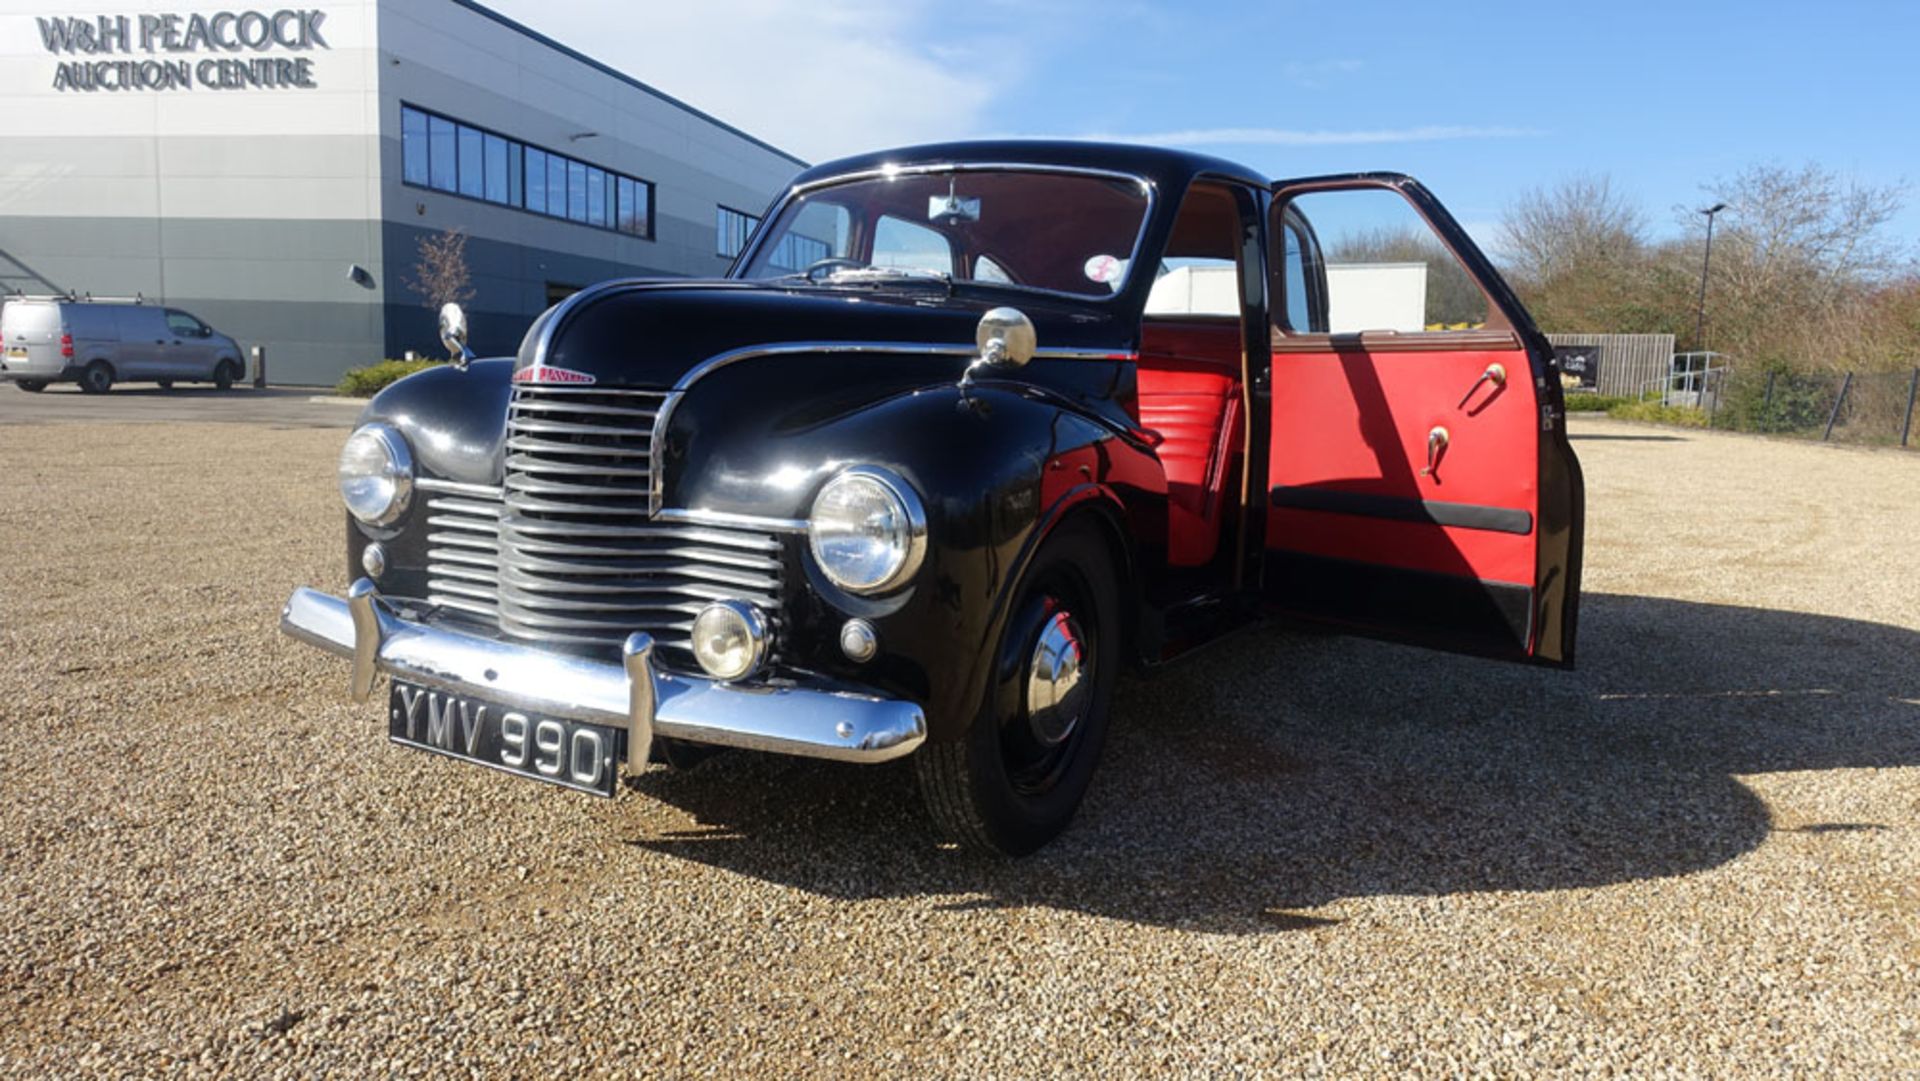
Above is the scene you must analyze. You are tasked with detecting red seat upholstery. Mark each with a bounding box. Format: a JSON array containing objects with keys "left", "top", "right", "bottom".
[{"left": 1137, "top": 323, "right": 1243, "bottom": 566}]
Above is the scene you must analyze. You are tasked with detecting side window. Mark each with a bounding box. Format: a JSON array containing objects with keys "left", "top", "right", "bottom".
[
  {"left": 973, "top": 254, "right": 1014, "bottom": 284},
  {"left": 1279, "top": 212, "right": 1325, "bottom": 333},
  {"left": 1277, "top": 188, "right": 1496, "bottom": 335},
  {"left": 871, "top": 215, "right": 954, "bottom": 274},
  {"left": 766, "top": 201, "right": 845, "bottom": 271},
  {"left": 1146, "top": 183, "right": 1244, "bottom": 317},
  {"left": 165, "top": 311, "right": 204, "bottom": 337}
]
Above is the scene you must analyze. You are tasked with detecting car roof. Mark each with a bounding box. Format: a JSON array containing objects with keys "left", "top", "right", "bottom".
[{"left": 788, "top": 140, "right": 1268, "bottom": 194}]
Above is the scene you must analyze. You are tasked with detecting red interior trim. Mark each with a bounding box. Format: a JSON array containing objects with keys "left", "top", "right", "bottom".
[{"left": 1138, "top": 321, "right": 1244, "bottom": 566}]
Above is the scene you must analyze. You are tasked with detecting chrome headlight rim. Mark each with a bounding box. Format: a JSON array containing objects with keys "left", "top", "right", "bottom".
[
  {"left": 690, "top": 599, "right": 770, "bottom": 682},
  {"left": 338, "top": 422, "right": 415, "bottom": 527},
  {"left": 807, "top": 465, "right": 928, "bottom": 596}
]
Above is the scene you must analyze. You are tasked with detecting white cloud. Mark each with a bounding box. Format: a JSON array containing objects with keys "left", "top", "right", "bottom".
[
  {"left": 476, "top": 0, "right": 1008, "bottom": 162},
  {"left": 1026, "top": 126, "right": 1547, "bottom": 148},
  {"left": 1281, "top": 58, "right": 1364, "bottom": 88}
]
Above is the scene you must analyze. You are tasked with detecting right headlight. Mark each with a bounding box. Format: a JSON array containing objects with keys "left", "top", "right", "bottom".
[
  {"left": 338, "top": 423, "right": 414, "bottom": 526},
  {"left": 807, "top": 466, "right": 927, "bottom": 595}
]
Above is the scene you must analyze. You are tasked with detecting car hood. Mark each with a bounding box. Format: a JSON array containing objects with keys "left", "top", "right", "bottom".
[{"left": 515, "top": 278, "right": 1126, "bottom": 388}]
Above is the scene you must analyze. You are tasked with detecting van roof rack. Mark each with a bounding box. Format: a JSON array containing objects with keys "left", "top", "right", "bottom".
[{"left": 3, "top": 291, "right": 150, "bottom": 304}]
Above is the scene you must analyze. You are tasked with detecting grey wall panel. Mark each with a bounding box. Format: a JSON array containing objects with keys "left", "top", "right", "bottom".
[{"left": 2, "top": 214, "right": 388, "bottom": 386}]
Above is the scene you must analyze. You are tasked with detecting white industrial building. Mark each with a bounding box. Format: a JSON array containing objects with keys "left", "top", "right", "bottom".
[{"left": 0, "top": 0, "right": 806, "bottom": 384}]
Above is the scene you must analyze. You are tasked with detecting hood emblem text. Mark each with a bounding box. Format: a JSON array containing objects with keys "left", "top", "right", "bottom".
[{"left": 513, "top": 364, "right": 597, "bottom": 385}]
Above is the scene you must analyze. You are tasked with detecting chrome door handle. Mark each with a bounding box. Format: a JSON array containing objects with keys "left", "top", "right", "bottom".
[
  {"left": 1457, "top": 362, "right": 1507, "bottom": 409},
  {"left": 1420, "top": 426, "right": 1449, "bottom": 477}
]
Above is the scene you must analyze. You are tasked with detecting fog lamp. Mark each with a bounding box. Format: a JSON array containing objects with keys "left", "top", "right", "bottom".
[{"left": 691, "top": 600, "right": 768, "bottom": 682}]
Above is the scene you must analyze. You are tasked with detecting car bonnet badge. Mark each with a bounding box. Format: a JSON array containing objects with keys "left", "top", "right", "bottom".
[{"left": 513, "top": 364, "right": 597, "bottom": 385}]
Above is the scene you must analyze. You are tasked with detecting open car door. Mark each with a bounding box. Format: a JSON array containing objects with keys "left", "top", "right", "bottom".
[{"left": 1263, "top": 174, "right": 1583, "bottom": 665}]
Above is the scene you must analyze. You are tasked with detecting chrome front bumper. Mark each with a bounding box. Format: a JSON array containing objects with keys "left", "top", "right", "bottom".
[{"left": 279, "top": 579, "right": 927, "bottom": 767}]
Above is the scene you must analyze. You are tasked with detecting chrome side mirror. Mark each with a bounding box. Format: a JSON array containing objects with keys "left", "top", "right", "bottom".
[
  {"left": 438, "top": 302, "right": 475, "bottom": 370},
  {"left": 973, "top": 307, "right": 1035, "bottom": 369},
  {"left": 958, "top": 307, "right": 1036, "bottom": 408}
]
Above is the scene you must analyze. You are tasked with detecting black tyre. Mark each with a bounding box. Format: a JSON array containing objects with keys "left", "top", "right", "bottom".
[
  {"left": 156, "top": 379, "right": 174, "bottom": 390},
  {"left": 213, "top": 360, "right": 239, "bottom": 391},
  {"left": 916, "top": 521, "right": 1121, "bottom": 856},
  {"left": 14, "top": 380, "right": 47, "bottom": 393},
  {"left": 652, "top": 738, "right": 727, "bottom": 770},
  {"left": 78, "top": 362, "right": 113, "bottom": 394}
]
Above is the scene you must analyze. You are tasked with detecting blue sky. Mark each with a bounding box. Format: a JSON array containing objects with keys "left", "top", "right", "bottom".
[{"left": 483, "top": 0, "right": 1920, "bottom": 252}]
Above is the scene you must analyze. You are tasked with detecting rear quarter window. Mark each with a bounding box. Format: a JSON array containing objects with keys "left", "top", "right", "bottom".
[{"left": 2, "top": 303, "right": 62, "bottom": 337}]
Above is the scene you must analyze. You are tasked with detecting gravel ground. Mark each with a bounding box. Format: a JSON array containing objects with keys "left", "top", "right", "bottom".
[{"left": 1, "top": 414, "right": 1915, "bottom": 1077}]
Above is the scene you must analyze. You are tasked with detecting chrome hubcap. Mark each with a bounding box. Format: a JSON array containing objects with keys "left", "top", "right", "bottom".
[{"left": 1025, "top": 608, "right": 1087, "bottom": 746}]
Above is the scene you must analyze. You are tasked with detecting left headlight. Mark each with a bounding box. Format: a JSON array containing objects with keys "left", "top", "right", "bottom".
[
  {"left": 338, "top": 423, "right": 414, "bottom": 527},
  {"left": 807, "top": 466, "right": 927, "bottom": 595}
]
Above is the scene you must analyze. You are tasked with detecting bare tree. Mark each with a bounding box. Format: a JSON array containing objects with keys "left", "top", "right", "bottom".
[
  {"left": 410, "top": 228, "right": 476, "bottom": 312},
  {"left": 1499, "top": 173, "right": 1648, "bottom": 285},
  {"left": 1685, "top": 164, "right": 1912, "bottom": 363},
  {"left": 1494, "top": 175, "right": 1686, "bottom": 336}
]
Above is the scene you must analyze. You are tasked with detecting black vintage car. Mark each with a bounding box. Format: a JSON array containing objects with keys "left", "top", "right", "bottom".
[{"left": 282, "top": 141, "right": 1583, "bottom": 855}]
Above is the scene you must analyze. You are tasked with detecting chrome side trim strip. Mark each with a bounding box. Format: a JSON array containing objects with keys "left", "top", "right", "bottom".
[
  {"left": 669, "top": 340, "right": 1127, "bottom": 393},
  {"left": 651, "top": 341, "right": 1129, "bottom": 520},
  {"left": 281, "top": 585, "right": 926, "bottom": 765}
]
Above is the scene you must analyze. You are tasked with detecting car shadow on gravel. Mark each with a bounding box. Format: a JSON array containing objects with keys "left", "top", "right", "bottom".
[{"left": 623, "top": 592, "right": 1920, "bottom": 933}]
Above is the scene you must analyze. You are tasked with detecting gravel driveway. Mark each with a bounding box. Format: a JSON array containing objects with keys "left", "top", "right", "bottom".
[{"left": 1, "top": 415, "right": 1915, "bottom": 1076}]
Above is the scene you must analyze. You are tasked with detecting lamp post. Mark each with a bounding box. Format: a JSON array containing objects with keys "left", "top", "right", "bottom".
[{"left": 1693, "top": 202, "right": 1728, "bottom": 350}]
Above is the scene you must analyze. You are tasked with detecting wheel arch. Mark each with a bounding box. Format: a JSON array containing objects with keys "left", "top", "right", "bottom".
[{"left": 990, "top": 483, "right": 1143, "bottom": 674}]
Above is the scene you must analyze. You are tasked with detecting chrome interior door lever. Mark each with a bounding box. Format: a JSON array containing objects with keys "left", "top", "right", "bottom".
[
  {"left": 1420, "top": 426, "right": 1449, "bottom": 477},
  {"left": 1457, "top": 362, "right": 1507, "bottom": 409}
]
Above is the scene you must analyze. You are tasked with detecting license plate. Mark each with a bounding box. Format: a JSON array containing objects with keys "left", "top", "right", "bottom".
[
  {"left": 5, "top": 347, "right": 25, "bottom": 359},
  {"left": 388, "top": 680, "right": 622, "bottom": 796}
]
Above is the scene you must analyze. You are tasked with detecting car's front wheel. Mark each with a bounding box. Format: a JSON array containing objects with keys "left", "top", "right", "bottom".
[
  {"left": 916, "top": 521, "right": 1120, "bottom": 856},
  {"left": 14, "top": 380, "right": 47, "bottom": 393},
  {"left": 213, "top": 360, "right": 239, "bottom": 391}
]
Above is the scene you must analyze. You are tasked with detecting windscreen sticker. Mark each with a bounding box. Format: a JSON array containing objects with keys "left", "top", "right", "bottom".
[{"left": 1083, "top": 254, "right": 1125, "bottom": 285}]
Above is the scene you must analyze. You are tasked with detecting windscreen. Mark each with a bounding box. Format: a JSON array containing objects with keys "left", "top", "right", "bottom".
[{"left": 735, "top": 169, "right": 1153, "bottom": 298}]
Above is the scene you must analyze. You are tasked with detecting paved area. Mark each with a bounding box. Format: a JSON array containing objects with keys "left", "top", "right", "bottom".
[
  {"left": 0, "top": 384, "right": 357, "bottom": 428},
  {"left": 0, "top": 413, "right": 1915, "bottom": 1076}
]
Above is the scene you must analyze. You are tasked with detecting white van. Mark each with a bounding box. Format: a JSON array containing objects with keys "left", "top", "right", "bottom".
[{"left": 0, "top": 296, "right": 245, "bottom": 394}]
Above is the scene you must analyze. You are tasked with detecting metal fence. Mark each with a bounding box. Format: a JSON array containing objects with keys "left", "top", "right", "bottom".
[
  {"left": 1710, "top": 367, "right": 1920, "bottom": 446},
  {"left": 1547, "top": 332, "right": 1676, "bottom": 398},
  {"left": 1641, "top": 351, "right": 1728, "bottom": 409}
]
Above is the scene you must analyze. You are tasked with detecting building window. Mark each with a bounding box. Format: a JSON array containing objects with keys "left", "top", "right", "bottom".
[
  {"left": 402, "top": 106, "right": 429, "bottom": 186},
  {"left": 399, "top": 104, "right": 654, "bottom": 238},
  {"left": 717, "top": 206, "right": 758, "bottom": 258},
  {"left": 428, "top": 114, "right": 456, "bottom": 192}
]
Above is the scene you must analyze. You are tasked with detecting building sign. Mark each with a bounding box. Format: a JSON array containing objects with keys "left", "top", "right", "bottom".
[
  {"left": 1553, "top": 343, "right": 1603, "bottom": 389},
  {"left": 35, "top": 11, "right": 331, "bottom": 92}
]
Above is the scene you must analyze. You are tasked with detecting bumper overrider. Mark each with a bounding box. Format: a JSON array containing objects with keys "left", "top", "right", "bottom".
[{"left": 279, "top": 579, "right": 927, "bottom": 771}]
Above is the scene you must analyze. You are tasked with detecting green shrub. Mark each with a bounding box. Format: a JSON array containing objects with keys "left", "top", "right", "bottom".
[
  {"left": 1715, "top": 363, "right": 1840, "bottom": 434},
  {"left": 336, "top": 359, "right": 442, "bottom": 398},
  {"left": 1563, "top": 394, "right": 1630, "bottom": 412},
  {"left": 1605, "top": 400, "right": 1710, "bottom": 427}
]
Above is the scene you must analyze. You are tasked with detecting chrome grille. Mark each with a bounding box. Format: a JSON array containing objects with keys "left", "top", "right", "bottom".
[
  {"left": 487, "top": 384, "right": 784, "bottom": 664},
  {"left": 424, "top": 486, "right": 504, "bottom": 621}
]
